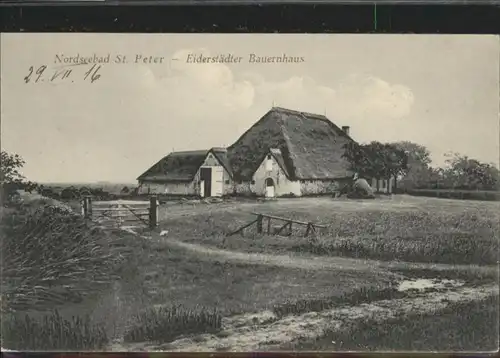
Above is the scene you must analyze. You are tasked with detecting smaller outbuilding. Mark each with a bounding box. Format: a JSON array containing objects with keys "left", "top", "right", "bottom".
[{"left": 137, "top": 148, "right": 233, "bottom": 197}]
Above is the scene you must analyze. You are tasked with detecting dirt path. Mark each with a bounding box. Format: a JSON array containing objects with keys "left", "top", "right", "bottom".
[
  {"left": 110, "top": 283, "right": 498, "bottom": 352},
  {"left": 149, "top": 233, "right": 498, "bottom": 277}
]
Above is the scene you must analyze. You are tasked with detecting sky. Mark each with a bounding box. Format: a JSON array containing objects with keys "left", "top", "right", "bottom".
[{"left": 1, "top": 33, "right": 499, "bottom": 183}]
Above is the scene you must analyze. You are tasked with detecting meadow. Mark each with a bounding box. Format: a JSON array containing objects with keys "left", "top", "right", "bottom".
[
  {"left": 159, "top": 195, "right": 500, "bottom": 266},
  {"left": 1, "top": 193, "right": 498, "bottom": 351}
]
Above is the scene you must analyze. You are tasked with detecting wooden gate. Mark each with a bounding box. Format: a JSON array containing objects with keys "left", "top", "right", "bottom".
[{"left": 81, "top": 195, "right": 158, "bottom": 229}]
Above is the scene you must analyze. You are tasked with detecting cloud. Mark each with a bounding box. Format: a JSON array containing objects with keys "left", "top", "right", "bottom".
[
  {"left": 239, "top": 72, "right": 414, "bottom": 122},
  {"left": 100, "top": 49, "right": 414, "bottom": 127},
  {"left": 99, "top": 48, "right": 255, "bottom": 115},
  {"left": 165, "top": 49, "right": 255, "bottom": 112},
  {"left": 252, "top": 76, "right": 336, "bottom": 112},
  {"left": 334, "top": 74, "right": 415, "bottom": 119}
]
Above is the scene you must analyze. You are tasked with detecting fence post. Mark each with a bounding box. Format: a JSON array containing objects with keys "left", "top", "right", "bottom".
[
  {"left": 149, "top": 195, "right": 158, "bottom": 229},
  {"left": 82, "top": 195, "right": 92, "bottom": 219},
  {"left": 87, "top": 196, "right": 93, "bottom": 219},
  {"left": 81, "top": 197, "right": 86, "bottom": 217},
  {"left": 257, "top": 214, "right": 263, "bottom": 233}
]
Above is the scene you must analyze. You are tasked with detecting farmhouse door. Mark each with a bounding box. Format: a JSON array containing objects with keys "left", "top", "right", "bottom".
[
  {"left": 200, "top": 167, "right": 212, "bottom": 197},
  {"left": 211, "top": 166, "right": 224, "bottom": 197},
  {"left": 265, "top": 178, "right": 275, "bottom": 198}
]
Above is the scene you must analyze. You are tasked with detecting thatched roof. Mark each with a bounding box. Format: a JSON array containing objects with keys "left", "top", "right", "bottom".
[
  {"left": 227, "top": 107, "right": 356, "bottom": 181},
  {"left": 270, "top": 148, "right": 290, "bottom": 177},
  {"left": 137, "top": 148, "right": 231, "bottom": 183}
]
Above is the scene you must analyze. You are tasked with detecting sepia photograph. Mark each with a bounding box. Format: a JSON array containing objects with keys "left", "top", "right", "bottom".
[{"left": 0, "top": 33, "right": 499, "bottom": 352}]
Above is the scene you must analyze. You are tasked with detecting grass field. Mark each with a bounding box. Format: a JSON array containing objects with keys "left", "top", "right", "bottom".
[
  {"left": 158, "top": 195, "right": 500, "bottom": 266},
  {"left": 2, "top": 193, "right": 499, "bottom": 351}
]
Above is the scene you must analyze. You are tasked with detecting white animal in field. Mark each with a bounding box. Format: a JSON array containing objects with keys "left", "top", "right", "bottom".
[{"left": 160, "top": 230, "right": 169, "bottom": 237}]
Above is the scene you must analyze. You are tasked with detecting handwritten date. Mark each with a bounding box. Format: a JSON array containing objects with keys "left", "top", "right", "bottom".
[{"left": 24, "top": 64, "right": 102, "bottom": 84}]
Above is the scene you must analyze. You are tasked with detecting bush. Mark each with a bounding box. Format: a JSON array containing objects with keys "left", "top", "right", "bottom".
[
  {"left": 1, "top": 310, "right": 108, "bottom": 350},
  {"left": 124, "top": 305, "right": 222, "bottom": 344}
]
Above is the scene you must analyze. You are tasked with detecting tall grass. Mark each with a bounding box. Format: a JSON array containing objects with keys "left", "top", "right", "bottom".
[
  {"left": 293, "top": 233, "right": 498, "bottom": 266},
  {"left": 1, "top": 310, "right": 108, "bottom": 351},
  {"left": 1, "top": 200, "right": 127, "bottom": 311},
  {"left": 124, "top": 305, "right": 222, "bottom": 344},
  {"left": 0, "top": 198, "right": 131, "bottom": 349},
  {"left": 273, "top": 285, "right": 404, "bottom": 319},
  {"left": 292, "top": 210, "right": 499, "bottom": 265}
]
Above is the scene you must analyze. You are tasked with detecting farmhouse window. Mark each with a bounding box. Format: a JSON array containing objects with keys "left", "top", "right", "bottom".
[
  {"left": 265, "top": 155, "right": 273, "bottom": 171},
  {"left": 251, "top": 180, "right": 256, "bottom": 185}
]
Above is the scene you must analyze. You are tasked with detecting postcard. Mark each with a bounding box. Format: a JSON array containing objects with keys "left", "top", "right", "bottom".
[{"left": 1, "top": 33, "right": 499, "bottom": 352}]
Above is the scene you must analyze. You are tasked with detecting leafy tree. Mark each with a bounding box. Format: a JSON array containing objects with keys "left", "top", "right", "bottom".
[
  {"left": 0, "top": 151, "right": 36, "bottom": 203},
  {"left": 442, "top": 152, "right": 499, "bottom": 190},
  {"left": 390, "top": 141, "right": 433, "bottom": 189},
  {"left": 342, "top": 142, "right": 373, "bottom": 177},
  {"left": 121, "top": 186, "right": 130, "bottom": 194},
  {"left": 390, "top": 141, "right": 432, "bottom": 167},
  {"left": 342, "top": 141, "right": 408, "bottom": 181}
]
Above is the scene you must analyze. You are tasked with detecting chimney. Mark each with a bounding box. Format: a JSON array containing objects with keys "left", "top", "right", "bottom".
[{"left": 342, "top": 126, "right": 350, "bottom": 136}]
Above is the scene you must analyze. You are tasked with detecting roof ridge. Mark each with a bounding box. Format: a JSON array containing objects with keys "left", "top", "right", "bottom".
[
  {"left": 271, "top": 106, "right": 329, "bottom": 121},
  {"left": 169, "top": 149, "right": 208, "bottom": 155}
]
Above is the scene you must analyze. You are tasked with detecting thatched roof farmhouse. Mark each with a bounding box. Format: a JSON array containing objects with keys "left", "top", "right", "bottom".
[
  {"left": 227, "top": 107, "right": 355, "bottom": 181},
  {"left": 137, "top": 107, "right": 391, "bottom": 197}
]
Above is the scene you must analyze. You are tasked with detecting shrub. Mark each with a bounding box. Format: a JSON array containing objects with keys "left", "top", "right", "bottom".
[
  {"left": 1, "top": 310, "right": 108, "bottom": 350},
  {"left": 124, "top": 305, "right": 222, "bottom": 344}
]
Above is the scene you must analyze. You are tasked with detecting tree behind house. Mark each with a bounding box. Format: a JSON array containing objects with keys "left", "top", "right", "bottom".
[{"left": 342, "top": 141, "right": 408, "bottom": 185}]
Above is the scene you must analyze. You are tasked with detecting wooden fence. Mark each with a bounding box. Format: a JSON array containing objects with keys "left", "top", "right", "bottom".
[
  {"left": 227, "top": 212, "right": 327, "bottom": 237},
  {"left": 81, "top": 195, "right": 158, "bottom": 229}
]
